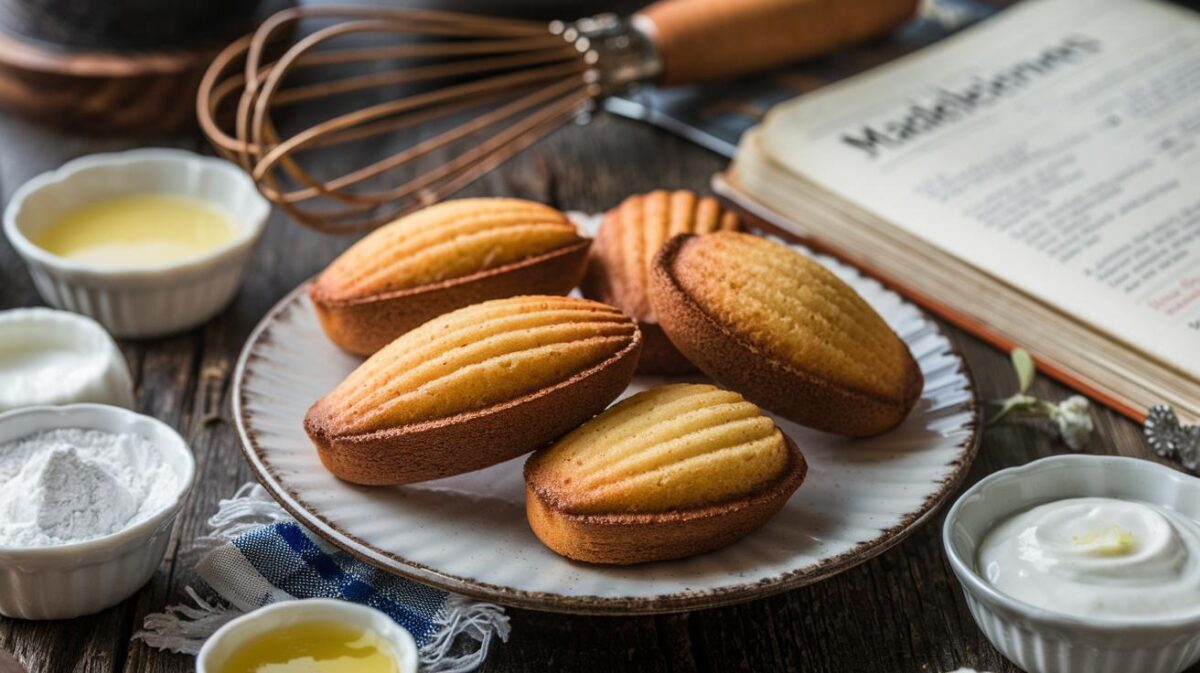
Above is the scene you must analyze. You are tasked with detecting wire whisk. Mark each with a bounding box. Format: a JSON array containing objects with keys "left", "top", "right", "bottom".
[{"left": 198, "top": 0, "right": 918, "bottom": 233}]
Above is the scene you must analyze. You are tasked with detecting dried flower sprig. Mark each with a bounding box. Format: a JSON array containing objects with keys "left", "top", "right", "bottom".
[
  {"left": 1144, "top": 405, "right": 1199, "bottom": 473},
  {"left": 988, "top": 349, "right": 1094, "bottom": 449}
]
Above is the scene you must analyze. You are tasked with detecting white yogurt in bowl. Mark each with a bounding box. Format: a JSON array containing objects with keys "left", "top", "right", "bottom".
[
  {"left": 977, "top": 497, "right": 1200, "bottom": 620},
  {"left": 0, "top": 308, "right": 133, "bottom": 412},
  {"left": 943, "top": 455, "right": 1200, "bottom": 673}
]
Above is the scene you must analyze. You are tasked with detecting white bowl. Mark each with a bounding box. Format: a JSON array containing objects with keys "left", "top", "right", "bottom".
[
  {"left": 3, "top": 148, "right": 270, "bottom": 338},
  {"left": 0, "top": 404, "right": 196, "bottom": 620},
  {"left": 0, "top": 308, "right": 134, "bottom": 412},
  {"left": 943, "top": 455, "right": 1200, "bottom": 673},
  {"left": 197, "top": 599, "right": 420, "bottom": 673}
]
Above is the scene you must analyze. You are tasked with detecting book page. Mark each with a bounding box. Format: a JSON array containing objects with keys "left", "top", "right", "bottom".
[{"left": 758, "top": 0, "right": 1200, "bottom": 379}]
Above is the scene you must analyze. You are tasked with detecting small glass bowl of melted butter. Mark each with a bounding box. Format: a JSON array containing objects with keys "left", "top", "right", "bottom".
[
  {"left": 3, "top": 149, "right": 270, "bottom": 338},
  {"left": 197, "top": 599, "right": 419, "bottom": 673},
  {"left": 33, "top": 193, "right": 238, "bottom": 268}
]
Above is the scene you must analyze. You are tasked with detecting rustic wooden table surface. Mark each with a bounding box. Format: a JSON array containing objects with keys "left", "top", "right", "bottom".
[{"left": 0, "top": 5, "right": 1195, "bottom": 671}]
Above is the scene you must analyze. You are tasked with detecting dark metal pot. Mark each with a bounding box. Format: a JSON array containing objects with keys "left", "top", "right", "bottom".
[{"left": 0, "top": 0, "right": 266, "bottom": 50}]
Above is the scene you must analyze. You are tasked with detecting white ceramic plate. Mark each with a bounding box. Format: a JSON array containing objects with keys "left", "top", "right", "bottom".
[{"left": 233, "top": 232, "right": 979, "bottom": 614}]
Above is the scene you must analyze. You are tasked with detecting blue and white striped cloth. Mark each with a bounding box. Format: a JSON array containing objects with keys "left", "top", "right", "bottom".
[
  {"left": 138, "top": 484, "right": 509, "bottom": 673},
  {"left": 218, "top": 522, "right": 448, "bottom": 641}
]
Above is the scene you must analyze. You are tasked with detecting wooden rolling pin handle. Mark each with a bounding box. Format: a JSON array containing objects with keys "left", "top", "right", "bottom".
[{"left": 635, "top": 0, "right": 919, "bottom": 86}]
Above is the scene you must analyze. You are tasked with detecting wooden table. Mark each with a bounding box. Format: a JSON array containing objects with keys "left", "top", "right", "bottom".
[{"left": 0, "top": 14, "right": 1192, "bottom": 673}]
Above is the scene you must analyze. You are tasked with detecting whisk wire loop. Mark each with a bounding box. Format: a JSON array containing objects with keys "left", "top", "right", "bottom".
[
  {"left": 198, "top": 0, "right": 920, "bottom": 233},
  {"left": 198, "top": 5, "right": 593, "bottom": 233}
]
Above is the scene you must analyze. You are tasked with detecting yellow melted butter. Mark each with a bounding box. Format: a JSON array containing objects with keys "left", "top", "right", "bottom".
[
  {"left": 34, "top": 194, "right": 236, "bottom": 267},
  {"left": 219, "top": 622, "right": 399, "bottom": 673},
  {"left": 1073, "top": 525, "right": 1138, "bottom": 556}
]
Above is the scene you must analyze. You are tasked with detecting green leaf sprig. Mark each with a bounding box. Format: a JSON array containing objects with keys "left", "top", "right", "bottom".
[{"left": 989, "top": 349, "right": 1094, "bottom": 449}]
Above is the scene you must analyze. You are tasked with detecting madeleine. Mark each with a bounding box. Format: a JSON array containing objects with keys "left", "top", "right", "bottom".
[
  {"left": 306, "top": 296, "right": 641, "bottom": 485},
  {"left": 311, "top": 198, "right": 589, "bottom": 355},
  {"left": 581, "top": 190, "right": 739, "bottom": 373},
  {"left": 650, "top": 232, "right": 922, "bottom": 436},
  {"left": 525, "top": 383, "right": 806, "bottom": 564}
]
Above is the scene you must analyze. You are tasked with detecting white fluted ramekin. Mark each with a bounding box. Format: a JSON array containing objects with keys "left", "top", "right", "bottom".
[
  {"left": 944, "top": 455, "right": 1200, "bottom": 673},
  {"left": 0, "top": 308, "right": 134, "bottom": 412},
  {"left": 0, "top": 404, "right": 195, "bottom": 620},
  {"left": 3, "top": 149, "right": 270, "bottom": 338},
  {"left": 197, "top": 599, "right": 420, "bottom": 673}
]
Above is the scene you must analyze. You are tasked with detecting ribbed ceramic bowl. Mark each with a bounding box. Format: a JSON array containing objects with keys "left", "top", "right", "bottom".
[
  {"left": 943, "top": 455, "right": 1200, "bottom": 673},
  {"left": 197, "top": 599, "right": 420, "bottom": 673},
  {"left": 3, "top": 148, "right": 270, "bottom": 338},
  {"left": 0, "top": 308, "right": 134, "bottom": 412},
  {"left": 0, "top": 404, "right": 196, "bottom": 620}
]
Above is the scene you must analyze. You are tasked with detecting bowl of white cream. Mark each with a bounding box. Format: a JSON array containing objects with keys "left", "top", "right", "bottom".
[
  {"left": 0, "top": 404, "right": 195, "bottom": 620},
  {"left": 0, "top": 308, "right": 133, "bottom": 413},
  {"left": 943, "top": 455, "right": 1200, "bottom": 673}
]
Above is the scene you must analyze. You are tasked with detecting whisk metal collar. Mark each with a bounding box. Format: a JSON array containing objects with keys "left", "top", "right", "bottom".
[{"left": 550, "top": 14, "right": 661, "bottom": 96}]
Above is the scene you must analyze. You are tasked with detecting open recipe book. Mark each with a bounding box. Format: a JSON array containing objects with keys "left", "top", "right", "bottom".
[{"left": 716, "top": 0, "right": 1200, "bottom": 422}]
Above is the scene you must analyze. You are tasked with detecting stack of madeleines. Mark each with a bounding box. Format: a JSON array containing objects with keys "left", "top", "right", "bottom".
[{"left": 305, "top": 192, "right": 923, "bottom": 565}]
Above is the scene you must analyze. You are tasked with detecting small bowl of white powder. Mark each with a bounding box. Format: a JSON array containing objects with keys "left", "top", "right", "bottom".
[{"left": 0, "top": 403, "right": 195, "bottom": 620}]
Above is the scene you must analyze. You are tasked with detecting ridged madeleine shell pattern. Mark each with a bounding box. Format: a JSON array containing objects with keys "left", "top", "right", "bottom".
[
  {"left": 315, "top": 198, "right": 582, "bottom": 300},
  {"left": 528, "top": 384, "right": 790, "bottom": 515},
  {"left": 311, "top": 296, "right": 638, "bottom": 434},
  {"left": 652, "top": 231, "right": 922, "bottom": 436},
  {"left": 304, "top": 295, "right": 642, "bottom": 485},
  {"left": 525, "top": 383, "right": 806, "bottom": 565},
  {"left": 309, "top": 198, "right": 590, "bottom": 356},
  {"left": 584, "top": 191, "right": 738, "bottom": 324},
  {"left": 581, "top": 191, "right": 738, "bottom": 374},
  {"left": 235, "top": 232, "right": 978, "bottom": 613}
]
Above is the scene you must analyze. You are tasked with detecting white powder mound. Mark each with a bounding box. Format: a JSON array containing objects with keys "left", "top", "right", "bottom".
[
  {"left": 0, "top": 428, "right": 179, "bottom": 547},
  {"left": 5, "top": 446, "right": 139, "bottom": 542}
]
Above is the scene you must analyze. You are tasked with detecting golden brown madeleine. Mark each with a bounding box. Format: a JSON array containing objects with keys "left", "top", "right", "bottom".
[
  {"left": 581, "top": 190, "right": 739, "bottom": 374},
  {"left": 305, "top": 295, "right": 642, "bottom": 485},
  {"left": 311, "top": 198, "right": 590, "bottom": 356},
  {"left": 650, "top": 232, "right": 923, "bottom": 437},
  {"left": 525, "top": 383, "right": 806, "bottom": 564}
]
